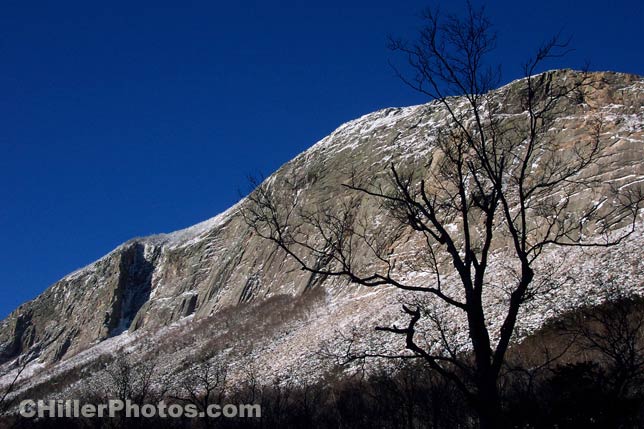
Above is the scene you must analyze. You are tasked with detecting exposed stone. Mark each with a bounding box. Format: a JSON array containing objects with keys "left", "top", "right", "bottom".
[{"left": 0, "top": 71, "right": 642, "bottom": 389}]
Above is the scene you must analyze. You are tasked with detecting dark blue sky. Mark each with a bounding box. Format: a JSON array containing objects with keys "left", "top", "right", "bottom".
[{"left": 1, "top": 0, "right": 642, "bottom": 318}]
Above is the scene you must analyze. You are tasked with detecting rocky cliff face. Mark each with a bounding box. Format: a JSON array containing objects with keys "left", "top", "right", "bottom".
[{"left": 1, "top": 70, "right": 643, "bottom": 391}]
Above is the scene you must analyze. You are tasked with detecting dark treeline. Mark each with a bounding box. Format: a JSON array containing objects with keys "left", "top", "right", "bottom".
[{"left": 2, "top": 296, "right": 644, "bottom": 429}]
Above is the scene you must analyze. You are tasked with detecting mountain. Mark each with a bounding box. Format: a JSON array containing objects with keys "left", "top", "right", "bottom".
[{"left": 1, "top": 69, "right": 643, "bottom": 397}]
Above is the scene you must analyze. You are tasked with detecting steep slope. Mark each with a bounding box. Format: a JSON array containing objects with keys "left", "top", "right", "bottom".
[{"left": 1, "top": 70, "right": 643, "bottom": 393}]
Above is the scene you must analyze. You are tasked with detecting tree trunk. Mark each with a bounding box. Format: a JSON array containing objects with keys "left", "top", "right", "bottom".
[
  {"left": 475, "top": 382, "right": 505, "bottom": 429},
  {"left": 477, "top": 399, "right": 504, "bottom": 429}
]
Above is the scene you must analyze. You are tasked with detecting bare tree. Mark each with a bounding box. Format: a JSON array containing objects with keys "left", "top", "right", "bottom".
[
  {"left": 105, "top": 354, "right": 159, "bottom": 406},
  {"left": 98, "top": 351, "right": 166, "bottom": 429},
  {"left": 171, "top": 356, "right": 227, "bottom": 429},
  {"left": 243, "top": 3, "right": 643, "bottom": 428},
  {"left": 0, "top": 360, "right": 27, "bottom": 415},
  {"left": 562, "top": 283, "right": 644, "bottom": 398}
]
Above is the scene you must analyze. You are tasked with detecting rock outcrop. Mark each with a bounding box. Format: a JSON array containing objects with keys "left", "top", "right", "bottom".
[{"left": 1, "top": 70, "right": 642, "bottom": 392}]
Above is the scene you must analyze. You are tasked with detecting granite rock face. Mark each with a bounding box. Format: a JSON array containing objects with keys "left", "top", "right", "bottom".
[{"left": 1, "top": 70, "right": 643, "bottom": 387}]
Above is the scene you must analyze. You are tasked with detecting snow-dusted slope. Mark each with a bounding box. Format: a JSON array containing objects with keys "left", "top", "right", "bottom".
[{"left": 1, "top": 70, "right": 643, "bottom": 394}]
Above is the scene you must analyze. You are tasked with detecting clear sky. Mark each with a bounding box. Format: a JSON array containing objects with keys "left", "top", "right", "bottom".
[{"left": 1, "top": 0, "right": 642, "bottom": 318}]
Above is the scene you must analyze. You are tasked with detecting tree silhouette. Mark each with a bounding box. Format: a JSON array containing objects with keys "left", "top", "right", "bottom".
[{"left": 243, "top": 4, "right": 643, "bottom": 427}]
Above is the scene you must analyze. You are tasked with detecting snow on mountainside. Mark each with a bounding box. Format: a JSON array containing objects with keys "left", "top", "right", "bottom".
[{"left": 1, "top": 70, "right": 643, "bottom": 397}]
